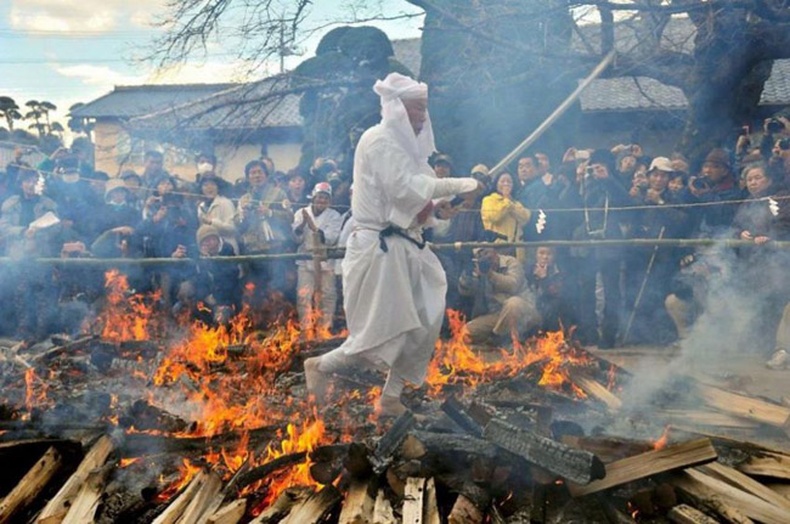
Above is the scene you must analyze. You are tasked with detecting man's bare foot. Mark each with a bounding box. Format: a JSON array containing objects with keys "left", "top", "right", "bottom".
[{"left": 304, "top": 357, "right": 330, "bottom": 403}]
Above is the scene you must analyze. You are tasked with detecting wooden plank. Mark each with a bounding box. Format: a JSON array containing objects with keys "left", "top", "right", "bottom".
[
  {"left": 402, "top": 477, "right": 425, "bottom": 524},
  {"left": 152, "top": 471, "right": 206, "bottom": 524},
  {"left": 249, "top": 487, "right": 312, "bottom": 524},
  {"left": 206, "top": 499, "right": 247, "bottom": 524},
  {"left": 672, "top": 473, "right": 754, "bottom": 524},
  {"left": 178, "top": 471, "right": 222, "bottom": 524},
  {"left": 657, "top": 409, "right": 759, "bottom": 429},
  {"left": 560, "top": 435, "right": 652, "bottom": 463},
  {"left": 281, "top": 485, "right": 341, "bottom": 524},
  {"left": 683, "top": 468, "right": 789, "bottom": 524},
  {"left": 738, "top": 451, "right": 790, "bottom": 480},
  {"left": 696, "top": 383, "right": 790, "bottom": 431},
  {"left": 448, "top": 495, "right": 483, "bottom": 524},
  {"left": 441, "top": 396, "right": 483, "bottom": 437},
  {"left": 60, "top": 467, "right": 110, "bottom": 524},
  {"left": 0, "top": 446, "right": 62, "bottom": 524},
  {"left": 38, "top": 435, "right": 114, "bottom": 524},
  {"left": 765, "top": 483, "right": 790, "bottom": 499},
  {"left": 571, "top": 373, "right": 622, "bottom": 412},
  {"left": 568, "top": 438, "right": 717, "bottom": 497},
  {"left": 698, "top": 462, "right": 790, "bottom": 512},
  {"left": 338, "top": 480, "right": 374, "bottom": 524},
  {"left": 484, "top": 419, "right": 605, "bottom": 485},
  {"left": 423, "top": 478, "right": 440, "bottom": 524},
  {"left": 667, "top": 504, "right": 719, "bottom": 524},
  {"left": 372, "top": 490, "right": 397, "bottom": 524}
]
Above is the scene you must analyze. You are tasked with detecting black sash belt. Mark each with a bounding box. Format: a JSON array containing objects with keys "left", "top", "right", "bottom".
[{"left": 378, "top": 225, "right": 426, "bottom": 253}]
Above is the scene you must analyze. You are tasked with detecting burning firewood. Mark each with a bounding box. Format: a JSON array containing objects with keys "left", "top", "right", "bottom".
[
  {"left": 151, "top": 469, "right": 210, "bottom": 524},
  {"left": 206, "top": 498, "right": 247, "bottom": 524},
  {"left": 696, "top": 461, "right": 790, "bottom": 513},
  {"left": 568, "top": 438, "right": 718, "bottom": 497},
  {"left": 59, "top": 465, "right": 112, "bottom": 524},
  {"left": 37, "top": 434, "right": 115, "bottom": 524},
  {"left": 177, "top": 470, "right": 222, "bottom": 523},
  {"left": 337, "top": 479, "right": 375, "bottom": 524},
  {"left": 667, "top": 503, "right": 720, "bottom": 524},
  {"left": 278, "top": 484, "right": 342, "bottom": 524},
  {"left": 483, "top": 418, "right": 605, "bottom": 485},
  {"left": 248, "top": 486, "right": 312, "bottom": 523},
  {"left": 0, "top": 446, "right": 62, "bottom": 524}
]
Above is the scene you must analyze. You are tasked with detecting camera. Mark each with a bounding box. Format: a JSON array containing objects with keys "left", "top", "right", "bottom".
[
  {"left": 476, "top": 257, "right": 493, "bottom": 274},
  {"left": 691, "top": 177, "right": 711, "bottom": 191},
  {"left": 767, "top": 118, "right": 785, "bottom": 134},
  {"left": 585, "top": 166, "right": 594, "bottom": 178}
]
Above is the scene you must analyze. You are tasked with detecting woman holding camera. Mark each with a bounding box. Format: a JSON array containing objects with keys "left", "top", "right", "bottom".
[{"left": 480, "top": 172, "right": 532, "bottom": 262}]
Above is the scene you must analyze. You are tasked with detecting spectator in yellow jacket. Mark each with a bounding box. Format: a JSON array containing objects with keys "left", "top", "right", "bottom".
[{"left": 481, "top": 172, "right": 532, "bottom": 262}]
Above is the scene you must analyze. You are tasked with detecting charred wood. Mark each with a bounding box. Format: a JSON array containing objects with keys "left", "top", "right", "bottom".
[
  {"left": 280, "top": 484, "right": 341, "bottom": 524},
  {"left": 0, "top": 446, "right": 63, "bottom": 524},
  {"left": 441, "top": 396, "right": 483, "bottom": 438},
  {"left": 249, "top": 486, "right": 312, "bottom": 524},
  {"left": 484, "top": 418, "right": 605, "bottom": 485},
  {"left": 371, "top": 411, "right": 416, "bottom": 474}
]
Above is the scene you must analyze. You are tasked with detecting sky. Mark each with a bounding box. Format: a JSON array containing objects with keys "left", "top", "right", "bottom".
[{"left": 1, "top": 0, "right": 424, "bottom": 135}]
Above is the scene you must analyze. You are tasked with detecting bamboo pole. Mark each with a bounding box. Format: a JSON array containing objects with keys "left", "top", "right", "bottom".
[
  {"left": 488, "top": 50, "right": 617, "bottom": 177},
  {"left": 3, "top": 237, "right": 790, "bottom": 267}
]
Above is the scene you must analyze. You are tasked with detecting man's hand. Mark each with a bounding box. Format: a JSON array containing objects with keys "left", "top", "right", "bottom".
[
  {"left": 562, "top": 147, "right": 577, "bottom": 164},
  {"left": 301, "top": 208, "right": 318, "bottom": 231},
  {"left": 645, "top": 188, "right": 664, "bottom": 204},
  {"left": 534, "top": 263, "right": 548, "bottom": 279},
  {"left": 434, "top": 200, "right": 456, "bottom": 220},
  {"left": 755, "top": 235, "right": 770, "bottom": 245},
  {"left": 171, "top": 244, "right": 188, "bottom": 258}
]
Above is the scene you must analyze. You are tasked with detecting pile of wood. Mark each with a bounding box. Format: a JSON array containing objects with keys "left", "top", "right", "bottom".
[{"left": 4, "top": 333, "right": 790, "bottom": 522}]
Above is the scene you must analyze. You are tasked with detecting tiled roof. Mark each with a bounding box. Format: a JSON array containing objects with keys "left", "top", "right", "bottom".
[
  {"left": 69, "top": 84, "right": 237, "bottom": 119},
  {"left": 131, "top": 75, "right": 302, "bottom": 130}
]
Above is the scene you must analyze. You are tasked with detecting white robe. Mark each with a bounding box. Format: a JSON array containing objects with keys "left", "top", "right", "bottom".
[{"left": 332, "top": 124, "right": 477, "bottom": 385}]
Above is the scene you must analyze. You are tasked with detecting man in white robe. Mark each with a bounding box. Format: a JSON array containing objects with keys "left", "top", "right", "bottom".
[{"left": 304, "top": 73, "right": 479, "bottom": 417}]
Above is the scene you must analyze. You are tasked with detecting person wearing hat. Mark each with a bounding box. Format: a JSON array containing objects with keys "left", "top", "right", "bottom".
[
  {"left": 171, "top": 224, "right": 239, "bottom": 325},
  {"left": 565, "top": 148, "right": 632, "bottom": 348},
  {"left": 624, "top": 157, "right": 689, "bottom": 345},
  {"left": 96, "top": 179, "right": 139, "bottom": 236},
  {"left": 0, "top": 166, "right": 62, "bottom": 342},
  {"left": 689, "top": 148, "right": 745, "bottom": 236},
  {"left": 197, "top": 174, "right": 238, "bottom": 253},
  {"left": 432, "top": 153, "right": 453, "bottom": 179},
  {"left": 303, "top": 72, "right": 480, "bottom": 418},
  {"left": 292, "top": 181, "right": 343, "bottom": 336}
]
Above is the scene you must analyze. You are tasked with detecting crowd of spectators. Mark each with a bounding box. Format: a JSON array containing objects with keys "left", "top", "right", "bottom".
[{"left": 1, "top": 116, "right": 790, "bottom": 364}]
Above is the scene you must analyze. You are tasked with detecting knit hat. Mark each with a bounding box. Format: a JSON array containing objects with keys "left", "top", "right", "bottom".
[
  {"left": 196, "top": 225, "right": 220, "bottom": 245},
  {"left": 703, "top": 148, "right": 731, "bottom": 169}
]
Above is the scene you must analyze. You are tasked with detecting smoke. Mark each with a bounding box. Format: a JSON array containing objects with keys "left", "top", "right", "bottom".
[{"left": 619, "top": 240, "right": 784, "bottom": 416}]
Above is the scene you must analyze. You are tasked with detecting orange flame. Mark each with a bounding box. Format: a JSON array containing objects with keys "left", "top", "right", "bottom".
[
  {"left": 24, "top": 368, "right": 50, "bottom": 412},
  {"left": 426, "top": 310, "right": 593, "bottom": 398},
  {"left": 155, "top": 458, "right": 202, "bottom": 503},
  {"left": 653, "top": 425, "right": 671, "bottom": 451},
  {"left": 96, "top": 270, "right": 160, "bottom": 342}
]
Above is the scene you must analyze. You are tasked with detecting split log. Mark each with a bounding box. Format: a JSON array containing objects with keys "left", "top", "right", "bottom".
[
  {"left": 178, "top": 471, "right": 222, "bottom": 524},
  {"left": 560, "top": 435, "right": 653, "bottom": 463},
  {"left": 249, "top": 487, "right": 312, "bottom": 524},
  {"left": 370, "top": 411, "right": 415, "bottom": 474},
  {"left": 401, "top": 431, "right": 501, "bottom": 461},
  {"left": 672, "top": 473, "right": 753, "bottom": 523},
  {"left": 337, "top": 480, "right": 374, "bottom": 524},
  {"left": 568, "top": 438, "right": 718, "bottom": 497},
  {"left": 152, "top": 471, "right": 207, "bottom": 524},
  {"left": 402, "top": 477, "right": 427, "bottom": 524},
  {"left": 696, "top": 383, "right": 790, "bottom": 433},
  {"left": 570, "top": 372, "right": 622, "bottom": 412},
  {"left": 681, "top": 468, "right": 789, "bottom": 524},
  {"left": 0, "top": 446, "right": 62, "bottom": 524},
  {"left": 656, "top": 409, "right": 759, "bottom": 429},
  {"left": 121, "top": 423, "right": 282, "bottom": 457},
  {"left": 372, "top": 490, "right": 397, "bottom": 524},
  {"left": 423, "top": 477, "right": 440, "bottom": 524},
  {"left": 447, "top": 495, "right": 483, "bottom": 524},
  {"left": 737, "top": 450, "right": 790, "bottom": 480},
  {"left": 60, "top": 466, "right": 111, "bottom": 524},
  {"left": 280, "top": 485, "right": 342, "bottom": 524},
  {"left": 484, "top": 418, "right": 605, "bottom": 485},
  {"left": 35, "top": 335, "right": 97, "bottom": 363},
  {"left": 697, "top": 461, "right": 790, "bottom": 512},
  {"left": 667, "top": 504, "right": 720, "bottom": 524},
  {"left": 38, "top": 434, "right": 114, "bottom": 524},
  {"left": 225, "top": 452, "right": 306, "bottom": 495},
  {"left": 119, "top": 400, "right": 190, "bottom": 433},
  {"left": 206, "top": 499, "right": 247, "bottom": 524},
  {"left": 441, "top": 396, "right": 483, "bottom": 437}
]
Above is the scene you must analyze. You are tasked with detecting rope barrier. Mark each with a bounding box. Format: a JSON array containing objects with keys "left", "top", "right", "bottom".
[{"left": 2, "top": 237, "right": 787, "bottom": 267}]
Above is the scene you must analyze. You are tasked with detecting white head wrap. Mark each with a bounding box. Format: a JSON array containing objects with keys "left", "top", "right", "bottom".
[{"left": 373, "top": 73, "right": 436, "bottom": 164}]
